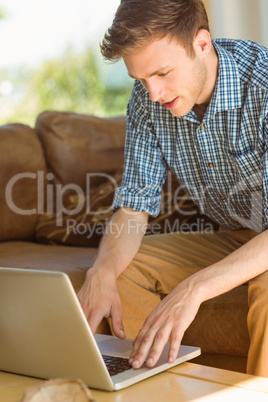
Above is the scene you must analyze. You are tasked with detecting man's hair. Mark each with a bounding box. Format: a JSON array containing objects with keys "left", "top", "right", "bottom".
[{"left": 100, "top": 0, "right": 210, "bottom": 61}]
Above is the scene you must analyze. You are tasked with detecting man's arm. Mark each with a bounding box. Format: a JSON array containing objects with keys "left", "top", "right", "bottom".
[
  {"left": 77, "top": 207, "right": 149, "bottom": 338},
  {"left": 129, "top": 230, "right": 268, "bottom": 369}
]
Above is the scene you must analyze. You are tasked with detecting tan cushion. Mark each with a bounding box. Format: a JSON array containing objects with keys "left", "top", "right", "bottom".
[
  {"left": 183, "top": 285, "right": 249, "bottom": 356},
  {"left": 0, "top": 124, "right": 47, "bottom": 241},
  {"left": 35, "top": 170, "right": 123, "bottom": 247},
  {"left": 35, "top": 169, "right": 218, "bottom": 247},
  {"left": 0, "top": 241, "right": 97, "bottom": 293},
  {"left": 35, "top": 111, "right": 126, "bottom": 188}
]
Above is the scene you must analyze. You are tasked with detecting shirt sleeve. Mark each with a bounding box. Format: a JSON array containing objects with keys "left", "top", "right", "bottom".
[{"left": 112, "top": 81, "right": 167, "bottom": 217}]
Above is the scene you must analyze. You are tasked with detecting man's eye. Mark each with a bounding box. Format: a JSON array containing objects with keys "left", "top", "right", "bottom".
[{"left": 158, "top": 72, "right": 169, "bottom": 77}]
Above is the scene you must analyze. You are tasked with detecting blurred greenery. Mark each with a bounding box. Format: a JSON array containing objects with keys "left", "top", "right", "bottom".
[
  {"left": 0, "top": 6, "right": 5, "bottom": 19},
  {"left": 0, "top": 46, "right": 133, "bottom": 127}
]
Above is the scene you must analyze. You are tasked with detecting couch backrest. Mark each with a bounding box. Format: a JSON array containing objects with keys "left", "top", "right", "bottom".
[
  {"left": 0, "top": 111, "right": 127, "bottom": 243},
  {"left": 35, "top": 111, "right": 126, "bottom": 188},
  {"left": 0, "top": 123, "right": 47, "bottom": 241}
]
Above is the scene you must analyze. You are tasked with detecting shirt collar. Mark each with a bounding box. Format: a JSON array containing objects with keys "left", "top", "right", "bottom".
[{"left": 182, "top": 39, "right": 242, "bottom": 123}]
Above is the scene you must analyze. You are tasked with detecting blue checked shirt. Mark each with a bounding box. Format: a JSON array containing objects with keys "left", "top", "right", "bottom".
[{"left": 112, "top": 39, "right": 268, "bottom": 232}]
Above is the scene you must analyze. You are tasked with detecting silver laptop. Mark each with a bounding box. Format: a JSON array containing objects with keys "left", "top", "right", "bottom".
[{"left": 0, "top": 267, "right": 201, "bottom": 391}]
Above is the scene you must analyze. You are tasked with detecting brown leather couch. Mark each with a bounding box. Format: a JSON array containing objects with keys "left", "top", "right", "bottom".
[{"left": 0, "top": 111, "right": 249, "bottom": 374}]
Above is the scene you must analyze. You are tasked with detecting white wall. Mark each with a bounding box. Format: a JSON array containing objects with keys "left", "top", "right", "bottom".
[{"left": 209, "top": 0, "right": 268, "bottom": 47}]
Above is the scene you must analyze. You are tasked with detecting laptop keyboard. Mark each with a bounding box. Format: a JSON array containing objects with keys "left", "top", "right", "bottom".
[{"left": 102, "top": 355, "right": 132, "bottom": 376}]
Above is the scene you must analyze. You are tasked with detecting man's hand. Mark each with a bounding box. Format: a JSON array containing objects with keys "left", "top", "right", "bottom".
[
  {"left": 77, "top": 267, "right": 126, "bottom": 339},
  {"left": 77, "top": 208, "right": 148, "bottom": 338},
  {"left": 128, "top": 282, "right": 201, "bottom": 369}
]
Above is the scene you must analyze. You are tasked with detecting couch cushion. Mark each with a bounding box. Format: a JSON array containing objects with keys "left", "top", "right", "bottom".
[
  {"left": 35, "top": 111, "right": 126, "bottom": 188},
  {"left": 34, "top": 169, "right": 219, "bottom": 247},
  {"left": 35, "top": 170, "right": 123, "bottom": 247},
  {"left": 0, "top": 241, "right": 97, "bottom": 293},
  {"left": 0, "top": 124, "right": 47, "bottom": 242},
  {"left": 182, "top": 284, "right": 250, "bottom": 357}
]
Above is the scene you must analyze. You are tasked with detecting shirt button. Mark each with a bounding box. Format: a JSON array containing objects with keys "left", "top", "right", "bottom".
[
  {"left": 200, "top": 125, "right": 205, "bottom": 130},
  {"left": 220, "top": 195, "right": 226, "bottom": 201},
  {"left": 208, "top": 162, "right": 214, "bottom": 168}
]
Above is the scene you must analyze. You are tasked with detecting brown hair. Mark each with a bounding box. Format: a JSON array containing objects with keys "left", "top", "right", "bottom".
[{"left": 100, "top": 0, "right": 210, "bottom": 61}]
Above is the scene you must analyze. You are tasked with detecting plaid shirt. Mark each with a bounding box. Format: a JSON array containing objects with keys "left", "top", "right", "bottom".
[{"left": 112, "top": 39, "right": 268, "bottom": 232}]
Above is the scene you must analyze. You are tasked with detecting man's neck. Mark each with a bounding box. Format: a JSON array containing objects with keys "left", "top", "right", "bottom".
[
  {"left": 194, "top": 44, "right": 219, "bottom": 122},
  {"left": 193, "top": 103, "right": 208, "bottom": 122}
]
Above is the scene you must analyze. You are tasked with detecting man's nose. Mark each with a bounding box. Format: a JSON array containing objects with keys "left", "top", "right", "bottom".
[{"left": 146, "top": 80, "right": 166, "bottom": 102}]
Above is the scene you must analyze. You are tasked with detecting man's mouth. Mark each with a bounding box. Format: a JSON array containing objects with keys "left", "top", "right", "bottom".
[{"left": 162, "top": 97, "right": 180, "bottom": 109}]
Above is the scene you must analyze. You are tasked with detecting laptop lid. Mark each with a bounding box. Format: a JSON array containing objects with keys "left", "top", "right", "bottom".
[{"left": 0, "top": 268, "right": 200, "bottom": 391}]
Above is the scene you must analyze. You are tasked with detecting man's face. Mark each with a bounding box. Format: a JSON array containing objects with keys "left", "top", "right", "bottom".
[{"left": 124, "top": 36, "right": 210, "bottom": 117}]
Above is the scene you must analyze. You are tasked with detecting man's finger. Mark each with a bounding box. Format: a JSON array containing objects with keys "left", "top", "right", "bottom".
[
  {"left": 129, "top": 327, "right": 159, "bottom": 368},
  {"left": 168, "top": 328, "right": 184, "bottom": 363},
  {"left": 144, "top": 323, "right": 172, "bottom": 367},
  {"left": 110, "top": 300, "right": 126, "bottom": 339},
  {"left": 87, "top": 308, "right": 105, "bottom": 334}
]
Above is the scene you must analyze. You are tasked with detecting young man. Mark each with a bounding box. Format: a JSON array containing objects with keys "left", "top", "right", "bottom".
[{"left": 78, "top": 0, "right": 268, "bottom": 376}]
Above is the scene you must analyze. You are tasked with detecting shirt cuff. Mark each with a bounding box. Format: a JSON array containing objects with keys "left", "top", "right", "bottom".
[{"left": 112, "top": 187, "right": 161, "bottom": 217}]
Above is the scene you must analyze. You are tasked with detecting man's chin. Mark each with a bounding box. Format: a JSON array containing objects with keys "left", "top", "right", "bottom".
[{"left": 168, "top": 107, "right": 190, "bottom": 118}]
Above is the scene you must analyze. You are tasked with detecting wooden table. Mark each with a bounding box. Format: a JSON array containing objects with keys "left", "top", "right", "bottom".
[{"left": 1, "top": 363, "right": 268, "bottom": 401}]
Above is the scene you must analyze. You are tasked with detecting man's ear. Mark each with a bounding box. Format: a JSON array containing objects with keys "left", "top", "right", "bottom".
[{"left": 194, "top": 29, "right": 212, "bottom": 55}]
